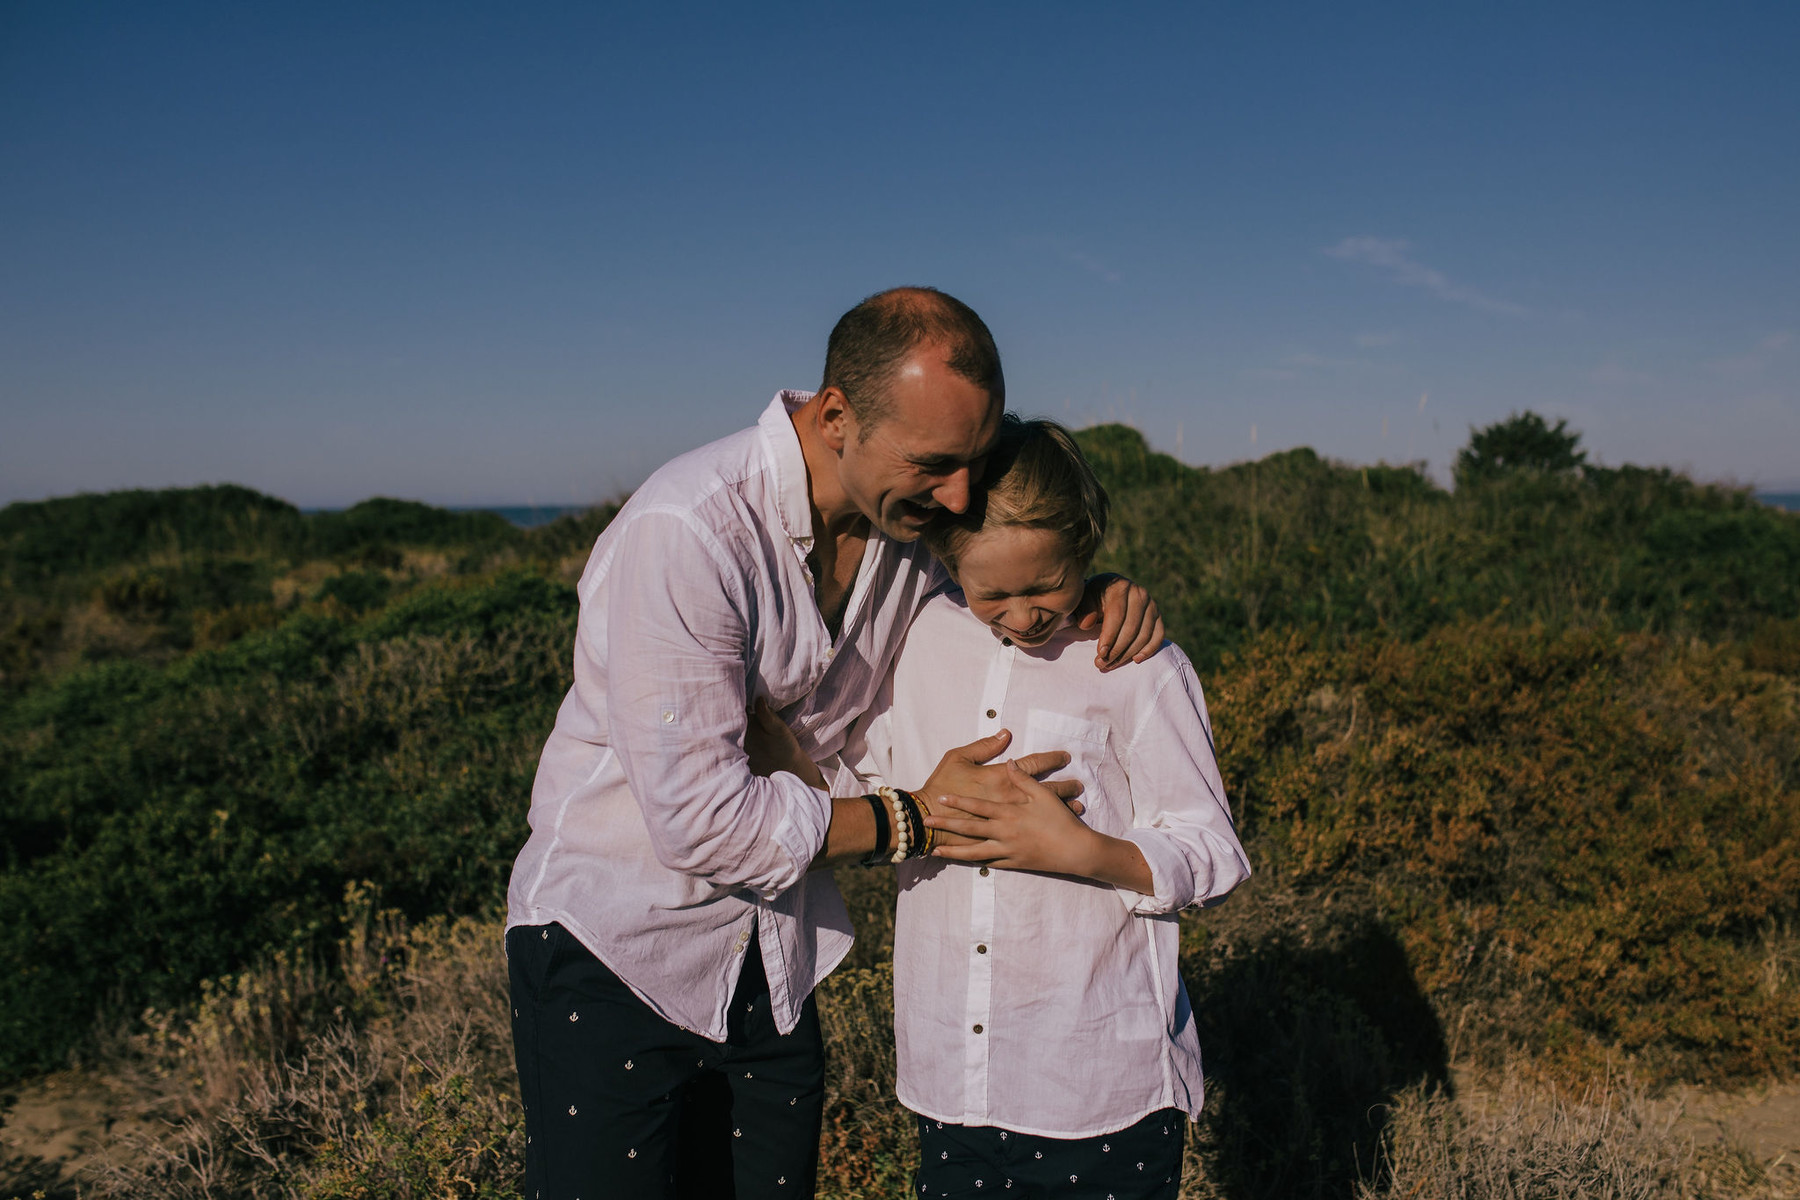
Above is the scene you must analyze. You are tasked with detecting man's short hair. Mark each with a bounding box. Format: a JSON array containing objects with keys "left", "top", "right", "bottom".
[{"left": 821, "top": 287, "right": 1005, "bottom": 434}]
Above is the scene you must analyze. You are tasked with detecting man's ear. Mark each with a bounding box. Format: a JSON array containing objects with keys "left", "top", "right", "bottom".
[{"left": 815, "top": 387, "right": 855, "bottom": 454}]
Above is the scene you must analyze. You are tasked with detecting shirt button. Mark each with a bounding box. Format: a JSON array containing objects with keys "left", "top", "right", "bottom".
[
  {"left": 973, "top": 1024, "right": 984, "bottom": 1034},
  {"left": 976, "top": 944, "right": 987, "bottom": 954},
  {"left": 979, "top": 867, "right": 990, "bottom": 877},
  {"left": 1001, "top": 637, "right": 1013, "bottom": 647},
  {"left": 661, "top": 711, "right": 675, "bottom": 723},
  {"left": 985, "top": 709, "right": 997, "bottom": 719}
]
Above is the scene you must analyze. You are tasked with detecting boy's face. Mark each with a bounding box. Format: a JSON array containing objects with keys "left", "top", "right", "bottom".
[{"left": 950, "top": 525, "right": 1086, "bottom": 648}]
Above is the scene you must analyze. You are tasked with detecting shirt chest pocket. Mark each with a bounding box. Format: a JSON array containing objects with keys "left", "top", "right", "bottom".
[{"left": 1018, "top": 709, "right": 1113, "bottom": 830}]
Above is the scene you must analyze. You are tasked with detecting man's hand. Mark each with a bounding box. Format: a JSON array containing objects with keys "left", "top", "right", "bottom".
[
  {"left": 1074, "top": 573, "right": 1164, "bottom": 671},
  {"left": 917, "top": 729, "right": 1084, "bottom": 848},
  {"left": 745, "top": 698, "right": 827, "bottom": 790},
  {"left": 928, "top": 761, "right": 1156, "bottom": 892},
  {"left": 926, "top": 761, "right": 1100, "bottom": 874}
]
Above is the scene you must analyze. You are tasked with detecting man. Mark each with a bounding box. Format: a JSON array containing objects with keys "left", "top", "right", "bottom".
[{"left": 505, "top": 287, "right": 1164, "bottom": 1199}]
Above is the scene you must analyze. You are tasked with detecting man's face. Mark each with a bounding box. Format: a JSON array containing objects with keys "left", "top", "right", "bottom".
[{"left": 834, "top": 346, "right": 1002, "bottom": 542}]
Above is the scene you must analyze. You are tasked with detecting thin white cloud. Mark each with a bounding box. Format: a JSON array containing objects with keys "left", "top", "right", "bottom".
[
  {"left": 1240, "top": 349, "right": 1407, "bottom": 380},
  {"left": 1013, "top": 235, "right": 1121, "bottom": 284},
  {"left": 1326, "top": 236, "right": 1527, "bottom": 317},
  {"left": 1586, "top": 362, "right": 1654, "bottom": 387},
  {"left": 1711, "top": 330, "right": 1795, "bottom": 378},
  {"left": 1289, "top": 350, "right": 1401, "bottom": 372},
  {"left": 1355, "top": 330, "right": 1403, "bottom": 348},
  {"left": 1055, "top": 243, "right": 1121, "bottom": 284}
]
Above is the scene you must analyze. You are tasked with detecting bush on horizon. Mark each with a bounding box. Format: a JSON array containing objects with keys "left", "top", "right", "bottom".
[{"left": 1081, "top": 421, "right": 1800, "bottom": 670}]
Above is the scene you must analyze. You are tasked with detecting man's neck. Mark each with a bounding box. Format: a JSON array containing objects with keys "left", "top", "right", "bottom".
[{"left": 791, "top": 400, "right": 868, "bottom": 542}]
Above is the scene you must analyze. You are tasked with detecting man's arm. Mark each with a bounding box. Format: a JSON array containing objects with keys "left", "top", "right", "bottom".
[
  {"left": 743, "top": 701, "right": 1079, "bottom": 870},
  {"left": 600, "top": 510, "right": 834, "bottom": 899},
  {"left": 812, "top": 729, "right": 1081, "bottom": 868}
]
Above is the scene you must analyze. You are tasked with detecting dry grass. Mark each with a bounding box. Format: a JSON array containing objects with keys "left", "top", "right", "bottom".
[
  {"left": 10, "top": 891, "right": 1783, "bottom": 1200},
  {"left": 1349, "top": 1074, "right": 1788, "bottom": 1200},
  {"left": 81, "top": 894, "right": 521, "bottom": 1200}
]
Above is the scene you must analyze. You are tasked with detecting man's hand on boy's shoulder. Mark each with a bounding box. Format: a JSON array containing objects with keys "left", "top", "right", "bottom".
[{"left": 1075, "top": 574, "right": 1165, "bottom": 671}]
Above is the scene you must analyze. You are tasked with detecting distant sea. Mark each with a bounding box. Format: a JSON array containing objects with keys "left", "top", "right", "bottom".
[
  {"left": 1760, "top": 493, "right": 1800, "bottom": 513},
  {"left": 455, "top": 505, "right": 590, "bottom": 528}
]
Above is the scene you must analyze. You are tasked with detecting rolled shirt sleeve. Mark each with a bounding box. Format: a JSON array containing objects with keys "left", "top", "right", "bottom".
[
  {"left": 1116, "top": 661, "right": 1253, "bottom": 915},
  {"left": 602, "top": 508, "right": 833, "bottom": 899}
]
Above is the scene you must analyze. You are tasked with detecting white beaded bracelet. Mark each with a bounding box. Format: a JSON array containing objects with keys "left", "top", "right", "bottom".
[{"left": 885, "top": 787, "right": 909, "bottom": 863}]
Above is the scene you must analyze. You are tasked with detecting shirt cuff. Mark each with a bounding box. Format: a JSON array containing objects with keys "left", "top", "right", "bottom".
[
  {"left": 766, "top": 771, "right": 835, "bottom": 898},
  {"left": 1117, "top": 829, "right": 1199, "bottom": 915},
  {"left": 822, "top": 755, "right": 868, "bottom": 799}
]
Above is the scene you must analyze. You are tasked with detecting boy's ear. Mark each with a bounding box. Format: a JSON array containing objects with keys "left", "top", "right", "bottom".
[{"left": 815, "top": 387, "right": 854, "bottom": 454}]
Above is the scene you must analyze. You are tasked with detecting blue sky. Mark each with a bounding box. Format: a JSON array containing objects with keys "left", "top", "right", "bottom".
[{"left": 3, "top": 2, "right": 1796, "bottom": 506}]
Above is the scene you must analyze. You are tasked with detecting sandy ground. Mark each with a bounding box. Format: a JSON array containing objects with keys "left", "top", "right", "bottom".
[
  {"left": 1669, "top": 1080, "right": 1800, "bottom": 1193},
  {"left": 0, "top": 1071, "right": 158, "bottom": 1198}
]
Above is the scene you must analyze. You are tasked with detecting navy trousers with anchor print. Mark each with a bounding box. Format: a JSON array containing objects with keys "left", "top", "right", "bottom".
[
  {"left": 913, "top": 1108, "right": 1186, "bottom": 1199},
  {"left": 507, "top": 923, "right": 825, "bottom": 1200}
]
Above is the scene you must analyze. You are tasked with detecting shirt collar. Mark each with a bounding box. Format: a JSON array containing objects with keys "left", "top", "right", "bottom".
[{"left": 758, "top": 390, "right": 817, "bottom": 551}]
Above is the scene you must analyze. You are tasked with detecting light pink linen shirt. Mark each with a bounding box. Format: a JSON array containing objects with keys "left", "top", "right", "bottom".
[
  {"left": 507, "top": 392, "right": 942, "bottom": 1039},
  {"left": 849, "top": 591, "right": 1252, "bottom": 1137}
]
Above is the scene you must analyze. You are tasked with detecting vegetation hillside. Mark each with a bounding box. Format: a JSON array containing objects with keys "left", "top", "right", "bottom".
[{"left": 2, "top": 414, "right": 1796, "bottom": 1198}]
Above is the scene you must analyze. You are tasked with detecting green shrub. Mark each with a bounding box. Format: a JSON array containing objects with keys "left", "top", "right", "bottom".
[
  {"left": 0, "top": 573, "right": 574, "bottom": 1078},
  {"left": 313, "top": 569, "right": 393, "bottom": 613},
  {"left": 1453, "top": 410, "right": 1587, "bottom": 482},
  {"left": 1081, "top": 421, "right": 1800, "bottom": 669},
  {"left": 0, "top": 485, "right": 308, "bottom": 587},
  {"left": 1214, "top": 622, "right": 1800, "bottom": 1081},
  {"left": 308, "top": 498, "right": 517, "bottom": 559}
]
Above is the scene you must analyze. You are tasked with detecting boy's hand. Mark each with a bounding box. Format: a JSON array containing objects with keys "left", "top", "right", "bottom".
[
  {"left": 916, "top": 729, "right": 1084, "bottom": 848},
  {"left": 745, "top": 698, "right": 827, "bottom": 791},
  {"left": 1074, "top": 574, "right": 1164, "bottom": 671},
  {"left": 927, "top": 761, "right": 1101, "bottom": 875}
]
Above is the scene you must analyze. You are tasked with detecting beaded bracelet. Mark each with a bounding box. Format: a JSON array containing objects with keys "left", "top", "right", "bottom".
[{"left": 879, "top": 786, "right": 932, "bottom": 863}]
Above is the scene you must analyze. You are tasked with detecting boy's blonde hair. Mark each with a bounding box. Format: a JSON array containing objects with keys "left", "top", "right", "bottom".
[{"left": 926, "top": 415, "right": 1110, "bottom": 573}]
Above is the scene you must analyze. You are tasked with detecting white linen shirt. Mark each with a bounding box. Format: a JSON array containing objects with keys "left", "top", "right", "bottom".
[
  {"left": 507, "top": 392, "right": 942, "bottom": 1040},
  {"left": 849, "top": 590, "right": 1252, "bottom": 1137}
]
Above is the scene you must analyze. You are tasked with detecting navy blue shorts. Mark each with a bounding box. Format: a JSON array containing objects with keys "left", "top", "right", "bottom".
[
  {"left": 507, "top": 923, "right": 824, "bottom": 1200},
  {"left": 914, "top": 1108, "right": 1185, "bottom": 1199}
]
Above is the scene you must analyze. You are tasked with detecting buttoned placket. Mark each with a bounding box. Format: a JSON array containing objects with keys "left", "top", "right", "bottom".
[
  {"left": 961, "top": 636, "right": 1015, "bottom": 1123},
  {"left": 724, "top": 921, "right": 755, "bottom": 1032}
]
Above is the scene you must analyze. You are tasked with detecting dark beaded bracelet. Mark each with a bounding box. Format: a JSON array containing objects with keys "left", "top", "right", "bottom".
[{"left": 859, "top": 793, "right": 891, "bottom": 867}]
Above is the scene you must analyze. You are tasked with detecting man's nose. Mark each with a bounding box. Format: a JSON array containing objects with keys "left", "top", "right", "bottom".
[{"left": 933, "top": 468, "right": 973, "bottom": 514}]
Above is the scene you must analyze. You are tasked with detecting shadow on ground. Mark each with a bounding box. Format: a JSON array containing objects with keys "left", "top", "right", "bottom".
[
  {"left": 1186, "top": 900, "right": 1449, "bottom": 1200},
  {"left": 0, "top": 1150, "right": 79, "bottom": 1200}
]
